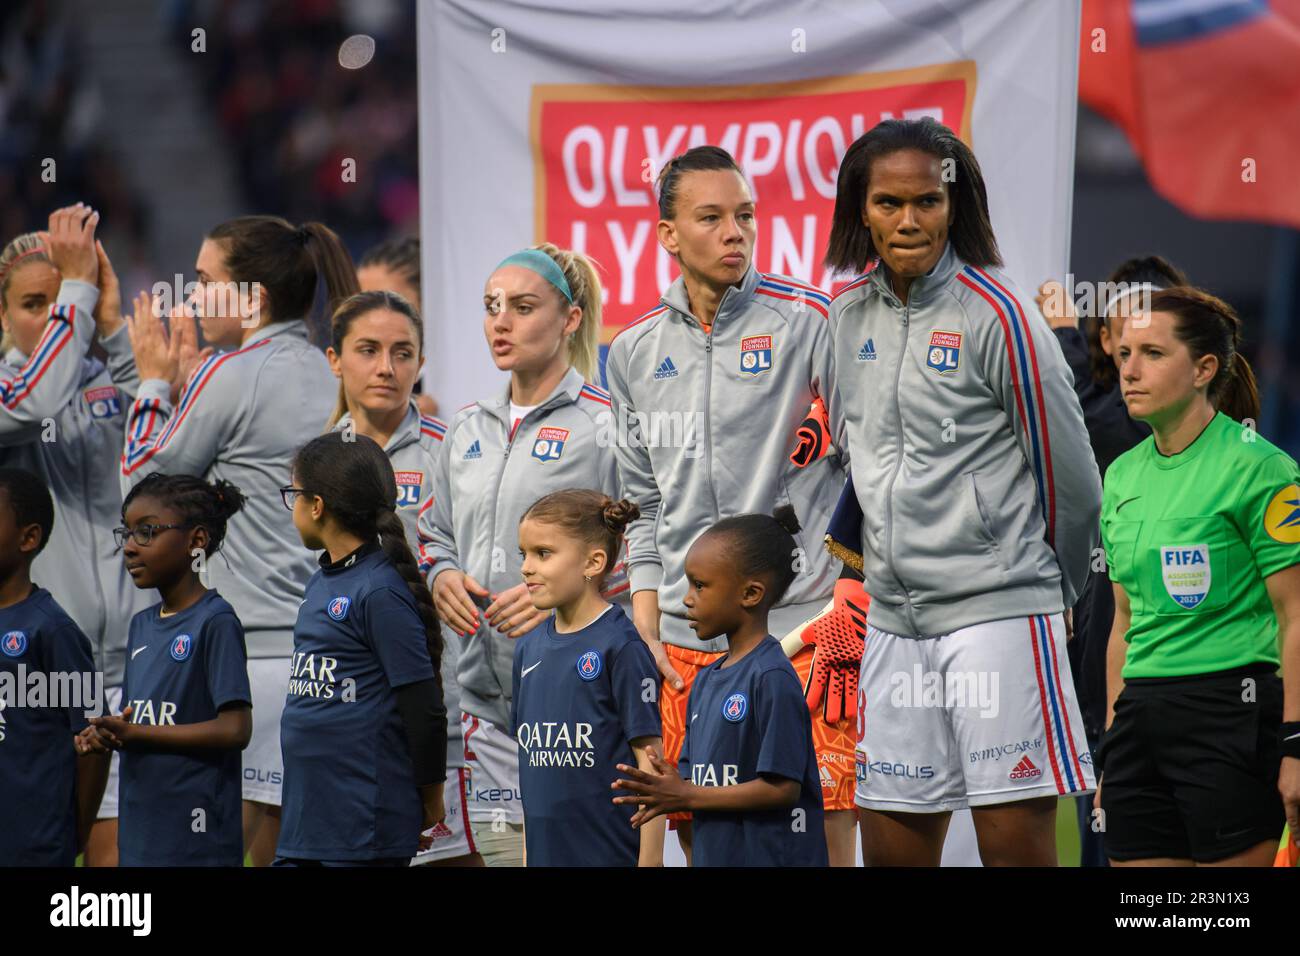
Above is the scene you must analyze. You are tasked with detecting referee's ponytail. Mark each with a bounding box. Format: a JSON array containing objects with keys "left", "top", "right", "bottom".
[{"left": 1152, "top": 287, "right": 1261, "bottom": 425}]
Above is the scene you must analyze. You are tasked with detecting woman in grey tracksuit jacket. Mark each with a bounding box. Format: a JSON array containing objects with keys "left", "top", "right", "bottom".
[
  {"left": 120, "top": 313, "right": 335, "bottom": 656},
  {"left": 418, "top": 246, "right": 627, "bottom": 748},
  {"left": 0, "top": 240, "right": 153, "bottom": 695},
  {"left": 605, "top": 265, "right": 848, "bottom": 653},
  {"left": 118, "top": 218, "right": 356, "bottom": 836},
  {"left": 419, "top": 368, "right": 626, "bottom": 731},
  {"left": 829, "top": 244, "right": 1101, "bottom": 637},
  {"left": 324, "top": 287, "right": 472, "bottom": 860}
]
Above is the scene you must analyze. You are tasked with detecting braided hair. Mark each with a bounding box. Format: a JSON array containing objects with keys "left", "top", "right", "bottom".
[
  {"left": 121, "top": 473, "right": 246, "bottom": 555},
  {"left": 292, "top": 432, "right": 442, "bottom": 671}
]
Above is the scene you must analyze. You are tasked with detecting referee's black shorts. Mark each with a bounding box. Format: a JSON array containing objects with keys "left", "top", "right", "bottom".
[{"left": 1097, "top": 663, "right": 1284, "bottom": 863}]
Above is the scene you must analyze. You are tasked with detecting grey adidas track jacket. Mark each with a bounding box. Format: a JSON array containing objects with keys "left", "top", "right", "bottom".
[
  {"left": 334, "top": 401, "right": 464, "bottom": 769},
  {"left": 604, "top": 266, "right": 848, "bottom": 653},
  {"left": 120, "top": 321, "right": 335, "bottom": 657},
  {"left": 417, "top": 367, "right": 627, "bottom": 730},
  {"left": 0, "top": 279, "right": 153, "bottom": 686},
  {"left": 829, "top": 244, "right": 1101, "bottom": 638}
]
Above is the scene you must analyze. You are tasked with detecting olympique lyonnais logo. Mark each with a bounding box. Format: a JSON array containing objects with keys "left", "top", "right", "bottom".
[
  {"left": 395, "top": 470, "right": 424, "bottom": 506},
  {"left": 926, "top": 330, "right": 962, "bottom": 374},
  {"left": 84, "top": 385, "right": 122, "bottom": 419},
  {"left": 532, "top": 426, "right": 570, "bottom": 463},
  {"left": 739, "top": 334, "right": 773, "bottom": 375},
  {"left": 531, "top": 63, "right": 976, "bottom": 338}
]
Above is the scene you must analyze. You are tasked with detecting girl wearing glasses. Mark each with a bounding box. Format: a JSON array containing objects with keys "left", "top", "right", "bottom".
[
  {"left": 119, "top": 216, "right": 357, "bottom": 863},
  {"left": 76, "top": 473, "right": 251, "bottom": 867}
]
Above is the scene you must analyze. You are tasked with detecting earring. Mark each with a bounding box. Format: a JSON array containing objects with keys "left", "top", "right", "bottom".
[{"left": 584, "top": 574, "right": 592, "bottom": 583}]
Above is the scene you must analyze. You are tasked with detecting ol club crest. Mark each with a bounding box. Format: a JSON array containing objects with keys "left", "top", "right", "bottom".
[
  {"left": 926, "top": 330, "right": 962, "bottom": 374},
  {"left": 532, "top": 426, "right": 570, "bottom": 463},
  {"left": 740, "top": 335, "right": 773, "bottom": 376},
  {"left": 395, "top": 470, "right": 424, "bottom": 507},
  {"left": 84, "top": 386, "right": 122, "bottom": 419}
]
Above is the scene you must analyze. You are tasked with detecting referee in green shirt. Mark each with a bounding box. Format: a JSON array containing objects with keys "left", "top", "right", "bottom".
[{"left": 1098, "top": 286, "right": 1300, "bottom": 866}]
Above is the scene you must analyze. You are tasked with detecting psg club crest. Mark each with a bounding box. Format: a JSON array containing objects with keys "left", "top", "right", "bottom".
[
  {"left": 1161, "top": 544, "right": 1211, "bottom": 609},
  {"left": 926, "top": 330, "right": 961, "bottom": 374},
  {"left": 84, "top": 385, "right": 122, "bottom": 419},
  {"left": 328, "top": 596, "right": 351, "bottom": 621},
  {"left": 170, "top": 633, "right": 193, "bottom": 661},
  {"left": 532, "top": 426, "right": 570, "bottom": 463},
  {"left": 722, "top": 692, "right": 747, "bottom": 722},
  {"left": 394, "top": 470, "right": 424, "bottom": 507},
  {"left": 739, "top": 335, "right": 773, "bottom": 376},
  {"left": 576, "top": 649, "right": 602, "bottom": 681},
  {"left": 1, "top": 630, "right": 27, "bottom": 657}
]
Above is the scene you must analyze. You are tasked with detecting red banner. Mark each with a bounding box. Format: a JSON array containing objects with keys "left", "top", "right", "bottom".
[{"left": 530, "top": 64, "right": 976, "bottom": 339}]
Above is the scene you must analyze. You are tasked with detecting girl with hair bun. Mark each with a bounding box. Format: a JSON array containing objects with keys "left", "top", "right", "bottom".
[
  {"left": 419, "top": 242, "right": 626, "bottom": 866},
  {"left": 610, "top": 506, "right": 829, "bottom": 867},
  {"left": 77, "top": 473, "right": 253, "bottom": 867},
  {"left": 510, "top": 489, "right": 662, "bottom": 867},
  {"left": 120, "top": 214, "right": 358, "bottom": 862}
]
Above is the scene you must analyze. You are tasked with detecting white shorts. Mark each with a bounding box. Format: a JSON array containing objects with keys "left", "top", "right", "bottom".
[
  {"left": 242, "top": 656, "right": 289, "bottom": 805},
  {"left": 462, "top": 713, "right": 523, "bottom": 824},
  {"left": 410, "top": 767, "right": 477, "bottom": 864},
  {"left": 95, "top": 685, "right": 123, "bottom": 819},
  {"left": 855, "top": 613, "right": 1095, "bottom": 812}
]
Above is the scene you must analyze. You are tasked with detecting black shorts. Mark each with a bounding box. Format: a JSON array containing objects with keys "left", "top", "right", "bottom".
[{"left": 1098, "top": 664, "right": 1284, "bottom": 863}]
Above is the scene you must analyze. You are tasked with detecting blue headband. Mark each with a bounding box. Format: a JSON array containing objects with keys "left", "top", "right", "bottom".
[{"left": 494, "top": 249, "right": 573, "bottom": 304}]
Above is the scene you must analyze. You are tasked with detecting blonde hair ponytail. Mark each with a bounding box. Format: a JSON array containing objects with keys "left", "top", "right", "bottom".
[{"left": 533, "top": 242, "right": 602, "bottom": 383}]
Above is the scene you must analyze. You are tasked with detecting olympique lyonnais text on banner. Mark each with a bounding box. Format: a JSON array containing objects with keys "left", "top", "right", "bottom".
[
  {"left": 418, "top": 0, "right": 1081, "bottom": 412},
  {"left": 531, "top": 65, "right": 975, "bottom": 339}
]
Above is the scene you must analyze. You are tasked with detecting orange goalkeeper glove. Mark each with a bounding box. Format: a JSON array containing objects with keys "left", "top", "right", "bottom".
[{"left": 781, "top": 577, "right": 868, "bottom": 723}]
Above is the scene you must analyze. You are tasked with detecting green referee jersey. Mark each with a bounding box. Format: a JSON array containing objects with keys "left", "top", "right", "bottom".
[{"left": 1101, "top": 411, "right": 1300, "bottom": 678}]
